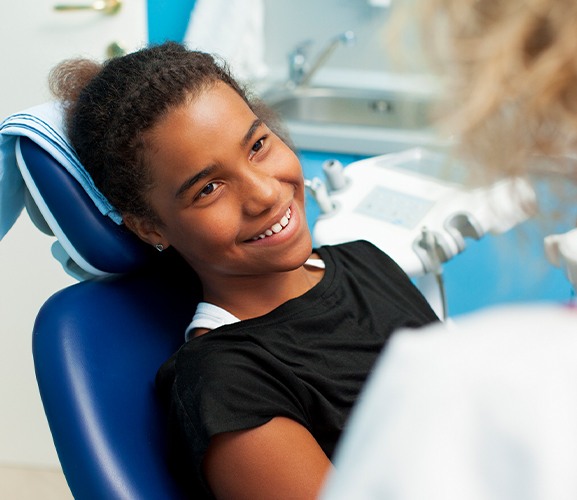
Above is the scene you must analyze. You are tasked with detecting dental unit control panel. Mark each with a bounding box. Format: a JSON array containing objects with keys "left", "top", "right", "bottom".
[{"left": 310, "top": 149, "right": 538, "bottom": 316}]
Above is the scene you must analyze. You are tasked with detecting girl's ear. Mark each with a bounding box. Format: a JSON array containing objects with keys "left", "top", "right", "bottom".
[{"left": 123, "top": 214, "right": 169, "bottom": 250}]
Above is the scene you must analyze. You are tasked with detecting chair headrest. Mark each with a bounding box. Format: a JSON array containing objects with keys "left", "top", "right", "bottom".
[{"left": 17, "top": 136, "right": 156, "bottom": 279}]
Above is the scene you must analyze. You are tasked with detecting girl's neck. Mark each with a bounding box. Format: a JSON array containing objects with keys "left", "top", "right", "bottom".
[{"left": 200, "top": 262, "right": 324, "bottom": 321}]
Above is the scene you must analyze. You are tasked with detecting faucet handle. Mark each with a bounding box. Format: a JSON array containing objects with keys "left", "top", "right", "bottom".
[
  {"left": 334, "top": 30, "right": 356, "bottom": 46},
  {"left": 290, "top": 39, "right": 314, "bottom": 57}
]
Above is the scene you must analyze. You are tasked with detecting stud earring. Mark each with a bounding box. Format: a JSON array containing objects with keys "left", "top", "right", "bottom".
[{"left": 155, "top": 243, "right": 164, "bottom": 252}]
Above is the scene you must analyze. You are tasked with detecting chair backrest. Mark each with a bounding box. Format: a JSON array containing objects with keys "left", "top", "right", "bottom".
[
  {"left": 34, "top": 265, "right": 198, "bottom": 499},
  {"left": 17, "top": 135, "right": 201, "bottom": 498}
]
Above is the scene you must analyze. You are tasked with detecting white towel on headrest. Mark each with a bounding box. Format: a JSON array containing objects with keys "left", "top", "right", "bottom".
[
  {"left": 184, "top": 0, "right": 267, "bottom": 82},
  {"left": 0, "top": 101, "right": 121, "bottom": 240}
]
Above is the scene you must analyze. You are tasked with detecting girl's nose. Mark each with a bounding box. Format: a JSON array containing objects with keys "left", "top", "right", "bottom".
[{"left": 240, "top": 169, "right": 281, "bottom": 217}]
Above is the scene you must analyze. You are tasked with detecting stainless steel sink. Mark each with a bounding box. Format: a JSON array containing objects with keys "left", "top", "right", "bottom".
[
  {"left": 261, "top": 86, "right": 442, "bottom": 156},
  {"left": 264, "top": 87, "right": 431, "bottom": 130}
]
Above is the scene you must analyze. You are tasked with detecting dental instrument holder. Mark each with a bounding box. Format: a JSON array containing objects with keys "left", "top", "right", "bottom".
[
  {"left": 287, "top": 31, "right": 356, "bottom": 88},
  {"left": 312, "top": 148, "right": 537, "bottom": 319},
  {"left": 415, "top": 227, "right": 451, "bottom": 320},
  {"left": 305, "top": 160, "right": 351, "bottom": 217},
  {"left": 323, "top": 159, "right": 349, "bottom": 192},
  {"left": 544, "top": 228, "right": 577, "bottom": 295},
  {"left": 305, "top": 177, "right": 335, "bottom": 215}
]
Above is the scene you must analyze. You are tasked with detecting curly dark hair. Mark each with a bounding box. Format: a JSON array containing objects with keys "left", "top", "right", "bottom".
[{"left": 49, "top": 42, "right": 291, "bottom": 223}]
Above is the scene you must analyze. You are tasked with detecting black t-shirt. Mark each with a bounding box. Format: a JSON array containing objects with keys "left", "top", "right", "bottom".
[{"left": 156, "top": 240, "right": 438, "bottom": 497}]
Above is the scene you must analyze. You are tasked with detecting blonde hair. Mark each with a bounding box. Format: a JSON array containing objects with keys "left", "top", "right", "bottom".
[{"left": 397, "top": 0, "right": 577, "bottom": 181}]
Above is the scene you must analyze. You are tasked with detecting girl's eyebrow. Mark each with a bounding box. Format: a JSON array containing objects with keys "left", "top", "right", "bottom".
[
  {"left": 175, "top": 164, "right": 217, "bottom": 199},
  {"left": 241, "top": 118, "right": 264, "bottom": 147}
]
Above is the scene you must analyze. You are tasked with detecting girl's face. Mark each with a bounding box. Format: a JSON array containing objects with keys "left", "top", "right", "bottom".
[{"left": 136, "top": 82, "right": 312, "bottom": 286}]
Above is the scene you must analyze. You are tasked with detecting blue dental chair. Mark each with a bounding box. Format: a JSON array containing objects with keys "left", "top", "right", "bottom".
[{"left": 17, "top": 136, "right": 200, "bottom": 499}]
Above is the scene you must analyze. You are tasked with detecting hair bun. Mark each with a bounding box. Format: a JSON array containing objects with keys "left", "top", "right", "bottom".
[{"left": 49, "top": 58, "right": 102, "bottom": 106}]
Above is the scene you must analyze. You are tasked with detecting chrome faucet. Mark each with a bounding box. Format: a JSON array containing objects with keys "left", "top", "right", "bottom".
[{"left": 287, "top": 30, "right": 356, "bottom": 87}]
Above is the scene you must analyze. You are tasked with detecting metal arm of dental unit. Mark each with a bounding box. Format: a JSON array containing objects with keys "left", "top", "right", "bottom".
[{"left": 307, "top": 148, "right": 538, "bottom": 319}]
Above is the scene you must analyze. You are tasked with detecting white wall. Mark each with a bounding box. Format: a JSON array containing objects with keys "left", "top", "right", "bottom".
[
  {"left": 0, "top": 0, "right": 146, "bottom": 471},
  {"left": 0, "top": 214, "right": 75, "bottom": 467}
]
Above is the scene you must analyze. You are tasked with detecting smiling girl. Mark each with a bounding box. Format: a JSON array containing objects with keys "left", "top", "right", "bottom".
[{"left": 50, "top": 42, "right": 438, "bottom": 499}]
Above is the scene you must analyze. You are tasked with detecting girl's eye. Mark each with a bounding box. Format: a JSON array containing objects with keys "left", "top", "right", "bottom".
[
  {"left": 198, "top": 182, "right": 219, "bottom": 199},
  {"left": 249, "top": 136, "right": 267, "bottom": 159}
]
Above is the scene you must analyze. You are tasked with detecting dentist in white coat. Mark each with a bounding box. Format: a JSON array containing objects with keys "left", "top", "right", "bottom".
[{"left": 321, "top": 0, "right": 577, "bottom": 498}]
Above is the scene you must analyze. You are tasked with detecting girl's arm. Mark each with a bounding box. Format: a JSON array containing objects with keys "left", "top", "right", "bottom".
[{"left": 203, "top": 416, "right": 333, "bottom": 499}]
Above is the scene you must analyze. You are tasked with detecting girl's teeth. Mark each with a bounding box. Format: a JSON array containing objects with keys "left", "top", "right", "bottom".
[{"left": 253, "top": 208, "right": 292, "bottom": 240}]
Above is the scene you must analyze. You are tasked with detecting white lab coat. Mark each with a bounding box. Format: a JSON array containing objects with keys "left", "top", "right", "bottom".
[{"left": 322, "top": 303, "right": 577, "bottom": 500}]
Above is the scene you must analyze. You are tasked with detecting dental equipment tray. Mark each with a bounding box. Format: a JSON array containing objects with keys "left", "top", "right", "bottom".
[{"left": 313, "top": 148, "right": 535, "bottom": 277}]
